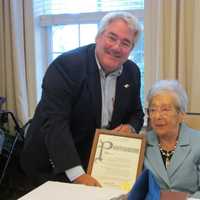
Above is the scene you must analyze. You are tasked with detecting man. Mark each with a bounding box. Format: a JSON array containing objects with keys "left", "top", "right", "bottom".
[{"left": 20, "top": 11, "right": 144, "bottom": 188}]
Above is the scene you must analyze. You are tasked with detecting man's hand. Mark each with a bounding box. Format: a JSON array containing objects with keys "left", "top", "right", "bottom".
[
  {"left": 73, "top": 174, "right": 102, "bottom": 187},
  {"left": 112, "top": 124, "right": 135, "bottom": 135}
]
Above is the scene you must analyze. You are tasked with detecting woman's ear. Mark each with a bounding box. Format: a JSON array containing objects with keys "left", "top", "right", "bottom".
[{"left": 179, "top": 112, "right": 186, "bottom": 123}]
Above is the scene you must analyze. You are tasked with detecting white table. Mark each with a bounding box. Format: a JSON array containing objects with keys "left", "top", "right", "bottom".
[
  {"left": 19, "top": 181, "right": 126, "bottom": 200},
  {"left": 18, "top": 181, "right": 200, "bottom": 200}
]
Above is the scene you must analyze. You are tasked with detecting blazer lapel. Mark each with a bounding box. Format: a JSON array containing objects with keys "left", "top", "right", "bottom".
[
  {"left": 111, "top": 75, "right": 124, "bottom": 122},
  {"left": 167, "top": 124, "right": 191, "bottom": 177},
  {"left": 111, "top": 71, "right": 131, "bottom": 125},
  {"left": 146, "top": 132, "right": 171, "bottom": 186},
  {"left": 87, "top": 47, "right": 102, "bottom": 127}
]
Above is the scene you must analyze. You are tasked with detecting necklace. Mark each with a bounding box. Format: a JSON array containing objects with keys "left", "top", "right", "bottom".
[{"left": 159, "top": 142, "right": 177, "bottom": 168}]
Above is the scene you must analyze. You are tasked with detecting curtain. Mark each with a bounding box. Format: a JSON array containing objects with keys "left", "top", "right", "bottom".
[
  {"left": 144, "top": 0, "right": 200, "bottom": 112},
  {"left": 0, "top": 0, "right": 37, "bottom": 126}
]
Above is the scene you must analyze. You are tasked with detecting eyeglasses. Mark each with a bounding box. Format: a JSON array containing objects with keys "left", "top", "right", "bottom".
[
  {"left": 147, "top": 107, "right": 179, "bottom": 117},
  {"left": 104, "top": 33, "right": 133, "bottom": 50}
]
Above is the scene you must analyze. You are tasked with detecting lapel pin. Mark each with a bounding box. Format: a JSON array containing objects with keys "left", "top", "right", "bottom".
[{"left": 124, "top": 84, "right": 130, "bottom": 88}]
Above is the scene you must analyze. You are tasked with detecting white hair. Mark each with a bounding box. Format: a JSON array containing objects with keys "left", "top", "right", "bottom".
[
  {"left": 96, "top": 11, "right": 142, "bottom": 46},
  {"left": 146, "top": 80, "right": 188, "bottom": 112}
]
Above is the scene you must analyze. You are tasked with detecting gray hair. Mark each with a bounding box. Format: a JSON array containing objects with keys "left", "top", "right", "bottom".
[
  {"left": 146, "top": 80, "right": 188, "bottom": 112},
  {"left": 96, "top": 11, "right": 142, "bottom": 46}
]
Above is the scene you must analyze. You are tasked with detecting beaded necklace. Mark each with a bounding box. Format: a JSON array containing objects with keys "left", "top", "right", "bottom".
[{"left": 159, "top": 142, "right": 177, "bottom": 168}]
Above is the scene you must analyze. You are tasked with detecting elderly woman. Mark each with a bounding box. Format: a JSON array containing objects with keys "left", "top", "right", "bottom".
[
  {"left": 144, "top": 80, "right": 200, "bottom": 198},
  {"left": 111, "top": 80, "right": 200, "bottom": 199}
]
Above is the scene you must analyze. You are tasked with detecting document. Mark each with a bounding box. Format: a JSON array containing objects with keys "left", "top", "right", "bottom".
[{"left": 87, "top": 130, "right": 146, "bottom": 191}]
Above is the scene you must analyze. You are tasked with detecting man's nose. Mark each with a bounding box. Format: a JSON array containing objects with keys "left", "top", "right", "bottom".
[{"left": 112, "top": 40, "right": 123, "bottom": 49}]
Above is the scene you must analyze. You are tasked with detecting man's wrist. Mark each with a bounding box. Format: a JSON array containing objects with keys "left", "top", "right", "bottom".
[{"left": 65, "top": 165, "right": 85, "bottom": 182}]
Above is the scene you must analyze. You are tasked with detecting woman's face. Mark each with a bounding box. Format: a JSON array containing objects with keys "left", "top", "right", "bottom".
[{"left": 148, "top": 91, "right": 184, "bottom": 138}]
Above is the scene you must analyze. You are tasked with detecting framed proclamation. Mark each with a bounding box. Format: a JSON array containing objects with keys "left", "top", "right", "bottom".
[{"left": 87, "top": 129, "right": 146, "bottom": 191}]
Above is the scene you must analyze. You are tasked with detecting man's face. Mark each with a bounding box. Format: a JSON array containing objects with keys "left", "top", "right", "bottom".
[{"left": 95, "top": 19, "right": 135, "bottom": 73}]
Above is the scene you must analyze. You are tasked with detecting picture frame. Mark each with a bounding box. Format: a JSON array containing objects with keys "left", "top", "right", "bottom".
[{"left": 87, "top": 129, "right": 146, "bottom": 191}]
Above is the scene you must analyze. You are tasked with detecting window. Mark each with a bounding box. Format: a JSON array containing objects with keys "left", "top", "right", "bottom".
[{"left": 37, "top": 0, "right": 144, "bottom": 103}]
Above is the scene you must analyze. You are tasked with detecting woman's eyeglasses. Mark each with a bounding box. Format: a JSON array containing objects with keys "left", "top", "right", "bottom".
[{"left": 147, "top": 107, "right": 179, "bottom": 117}]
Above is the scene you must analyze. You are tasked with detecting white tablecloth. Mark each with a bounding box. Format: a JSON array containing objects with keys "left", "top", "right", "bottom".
[
  {"left": 18, "top": 181, "right": 200, "bottom": 200},
  {"left": 19, "top": 181, "right": 126, "bottom": 200}
]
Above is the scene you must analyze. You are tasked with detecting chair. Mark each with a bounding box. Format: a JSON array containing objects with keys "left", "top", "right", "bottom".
[
  {"left": 0, "top": 111, "right": 32, "bottom": 199},
  {"left": 184, "top": 112, "right": 200, "bottom": 130}
]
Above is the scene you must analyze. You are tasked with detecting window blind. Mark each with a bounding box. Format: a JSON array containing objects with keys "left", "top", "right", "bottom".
[{"left": 42, "top": 0, "right": 144, "bottom": 15}]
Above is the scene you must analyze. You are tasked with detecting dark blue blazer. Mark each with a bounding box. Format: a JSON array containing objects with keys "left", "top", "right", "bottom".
[{"left": 20, "top": 44, "right": 144, "bottom": 184}]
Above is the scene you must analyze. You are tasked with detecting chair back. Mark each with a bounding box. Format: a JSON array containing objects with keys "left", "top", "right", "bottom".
[{"left": 184, "top": 112, "right": 200, "bottom": 130}]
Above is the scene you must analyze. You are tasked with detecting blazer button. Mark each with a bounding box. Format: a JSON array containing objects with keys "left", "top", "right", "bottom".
[{"left": 49, "top": 158, "right": 55, "bottom": 168}]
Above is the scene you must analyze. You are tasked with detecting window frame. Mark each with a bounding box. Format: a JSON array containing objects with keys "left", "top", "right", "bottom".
[{"left": 34, "top": 9, "right": 144, "bottom": 102}]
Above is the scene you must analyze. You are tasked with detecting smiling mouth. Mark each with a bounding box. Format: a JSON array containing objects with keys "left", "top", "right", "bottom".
[
  {"left": 106, "top": 49, "right": 121, "bottom": 59},
  {"left": 108, "top": 54, "right": 122, "bottom": 62},
  {"left": 155, "top": 124, "right": 165, "bottom": 128}
]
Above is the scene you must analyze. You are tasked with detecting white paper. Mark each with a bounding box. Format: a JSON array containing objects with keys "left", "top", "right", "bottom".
[{"left": 91, "top": 134, "right": 142, "bottom": 191}]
